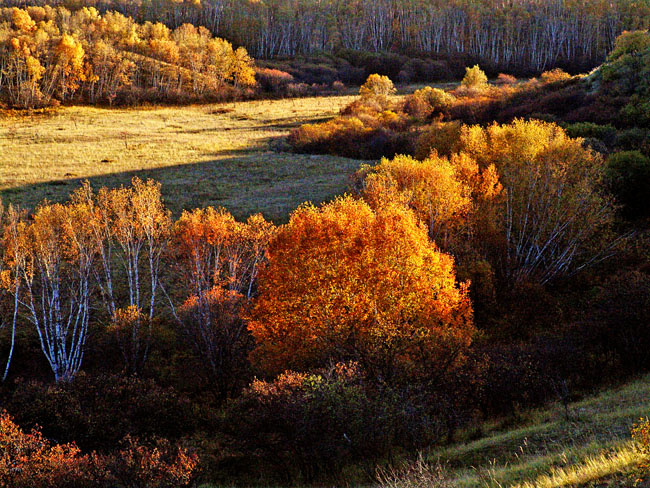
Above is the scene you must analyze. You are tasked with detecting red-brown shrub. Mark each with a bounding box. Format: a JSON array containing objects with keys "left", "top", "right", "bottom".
[
  {"left": 0, "top": 411, "right": 96, "bottom": 488},
  {"left": 255, "top": 68, "right": 294, "bottom": 94},
  {"left": 104, "top": 436, "right": 198, "bottom": 488},
  {"left": 496, "top": 73, "right": 517, "bottom": 85}
]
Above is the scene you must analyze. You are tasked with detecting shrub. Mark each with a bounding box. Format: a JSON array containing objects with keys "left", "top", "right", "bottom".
[
  {"left": 565, "top": 122, "right": 617, "bottom": 145},
  {"left": 404, "top": 87, "right": 456, "bottom": 119},
  {"left": 540, "top": 68, "right": 572, "bottom": 84},
  {"left": 255, "top": 68, "right": 294, "bottom": 94},
  {"left": 5, "top": 373, "right": 195, "bottom": 452},
  {"left": 225, "top": 363, "right": 442, "bottom": 482},
  {"left": 359, "top": 73, "right": 396, "bottom": 100},
  {"left": 461, "top": 65, "right": 488, "bottom": 92},
  {"left": 332, "top": 80, "right": 345, "bottom": 92},
  {"left": 615, "top": 127, "right": 650, "bottom": 153},
  {"left": 104, "top": 436, "right": 198, "bottom": 488},
  {"left": 288, "top": 113, "right": 412, "bottom": 160},
  {"left": 496, "top": 73, "right": 517, "bottom": 85},
  {"left": 632, "top": 418, "right": 650, "bottom": 456},
  {"left": 0, "top": 411, "right": 96, "bottom": 488},
  {"left": 606, "top": 150, "right": 650, "bottom": 218},
  {"left": 0, "top": 411, "right": 198, "bottom": 488}
]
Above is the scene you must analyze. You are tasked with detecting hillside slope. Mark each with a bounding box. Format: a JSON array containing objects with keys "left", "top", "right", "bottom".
[{"left": 422, "top": 376, "right": 650, "bottom": 487}]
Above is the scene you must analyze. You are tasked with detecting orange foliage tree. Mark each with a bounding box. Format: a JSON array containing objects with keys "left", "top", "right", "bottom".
[
  {"left": 248, "top": 196, "right": 474, "bottom": 379},
  {"left": 358, "top": 152, "right": 503, "bottom": 256},
  {"left": 171, "top": 207, "right": 275, "bottom": 396}
]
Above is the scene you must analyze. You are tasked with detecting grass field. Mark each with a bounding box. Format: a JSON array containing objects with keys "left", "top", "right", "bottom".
[
  {"left": 0, "top": 95, "right": 365, "bottom": 221},
  {"left": 425, "top": 376, "right": 650, "bottom": 487}
]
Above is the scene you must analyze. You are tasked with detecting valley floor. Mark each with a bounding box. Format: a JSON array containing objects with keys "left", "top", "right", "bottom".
[{"left": 0, "top": 95, "right": 364, "bottom": 221}]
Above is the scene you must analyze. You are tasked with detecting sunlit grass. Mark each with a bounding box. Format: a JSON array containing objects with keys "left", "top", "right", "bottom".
[
  {"left": 0, "top": 95, "right": 366, "bottom": 221},
  {"left": 429, "top": 376, "right": 650, "bottom": 487}
]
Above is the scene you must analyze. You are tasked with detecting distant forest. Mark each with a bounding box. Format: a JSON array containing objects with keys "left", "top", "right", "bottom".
[{"left": 3, "top": 0, "right": 650, "bottom": 72}]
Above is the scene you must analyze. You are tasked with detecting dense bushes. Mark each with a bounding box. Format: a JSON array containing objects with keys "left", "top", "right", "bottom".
[
  {"left": 404, "top": 87, "right": 456, "bottom": 120},
  {"left": 288, "top": 107, "right": 413, "bottom": 160},
  {"left": 2, "top": 374, "right": 196, "bottom": 453},
  {"left": 606, "top": 151, "right": 650, "bottom": 218},
  {"left": 224, "top": 362, "right": 444, "bottom": 482},
  {"left": 0, "top": 411, "right": 198, "bottom": 488}
]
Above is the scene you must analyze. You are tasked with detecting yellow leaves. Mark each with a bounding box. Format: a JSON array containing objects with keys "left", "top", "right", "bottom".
[
  {"left": 25, "top": 55, "right": 45, "bottom": 82},
  {"left": 461, "top": 64, "right": 489, "bottom": 92},
  {"left": 94, "top": 177, "right": 171, "bottom": 248},
  {"left": 232, "top": 47, "right": 256, "bottom": 87},
  {"left": 363, "top": 154, "right": 473, "bottom": 243},
  {"left": 110, "top": 305, "right": 142, "bottom": 334},
  {"left": 11, "top": 7, "right": 36, "bottom": 33},
  {"left": 359, "top": 74, "right": 396, "bottom": 99}
]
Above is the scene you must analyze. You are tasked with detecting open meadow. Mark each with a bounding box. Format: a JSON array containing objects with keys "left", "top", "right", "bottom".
[{"left": 0, "top": 95, "right": 364, "bottom": 221}]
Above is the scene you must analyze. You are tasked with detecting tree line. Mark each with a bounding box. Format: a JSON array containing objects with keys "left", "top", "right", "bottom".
[
  {"left": 3, "top": 0, "right": 650, "bottom": 72},
  {"left": 0, "top": 6, "right": 256, "bottom": 108}
]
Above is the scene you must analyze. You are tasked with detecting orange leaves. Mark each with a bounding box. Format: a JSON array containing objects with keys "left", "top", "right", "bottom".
[
  {"left": 0, "top": 411, "right": 91, "bottom": 488},
  {"left": 173, "top": 207, "right": 274, "bottom": 297},
  {"left": 0, "top": 411, "right": 198, "bottom": 488},
  {"left": 248, "top": 196, "right": 474, "bottom": 377},
  {"left": 108, "top": 435, "right": 198, "bottom": 488},
  {"left": 361, "top": 154, "right": 473, "bottom": 244}
]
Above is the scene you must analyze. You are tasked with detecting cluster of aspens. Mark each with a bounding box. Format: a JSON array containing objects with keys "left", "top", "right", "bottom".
[{"left": 0, "top": 6, "right": 256, "bottom": 108}]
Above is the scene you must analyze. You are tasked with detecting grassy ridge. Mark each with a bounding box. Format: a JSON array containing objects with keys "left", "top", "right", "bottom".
[
  {"left": 0, "top": 95, "right": 363, "bottom": 221},
  {"left": 433, "top": 376, "right": 650, "bottom": 487}
]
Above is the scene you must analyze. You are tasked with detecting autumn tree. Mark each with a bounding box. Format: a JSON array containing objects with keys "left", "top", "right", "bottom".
[
  {"left": 248, "top": 196, "right": 474, "bottom": 380},
  {"left": 71, "top": 178, "right": 171, "bottom": 375},
  {"left": 457, "top": 119, "right": 617, "bottom": 284},
  {"left": 6, "top": 201, "right": 98, "bottom": 382},
  {"left": 358, "top": 152, "right": 502, "bottom": 257},
  {"left": 0, "top": 203, "right": 27, "bottom": 382},
  {"left": 171, "top": 207, "right": 274, "bottom": 396},
  {"left": 358, "top": 154, "right": 472, "bottom": 248}
]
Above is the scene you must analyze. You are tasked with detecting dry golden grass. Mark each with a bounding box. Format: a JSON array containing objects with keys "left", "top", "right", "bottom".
[{"left": 0, "top": 95, "right": 364, "bottom": 221}]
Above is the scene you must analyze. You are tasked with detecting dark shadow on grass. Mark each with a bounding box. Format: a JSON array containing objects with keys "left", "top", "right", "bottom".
[{"left": 0, "top": 151, "right": 364, "bottom": 224}]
